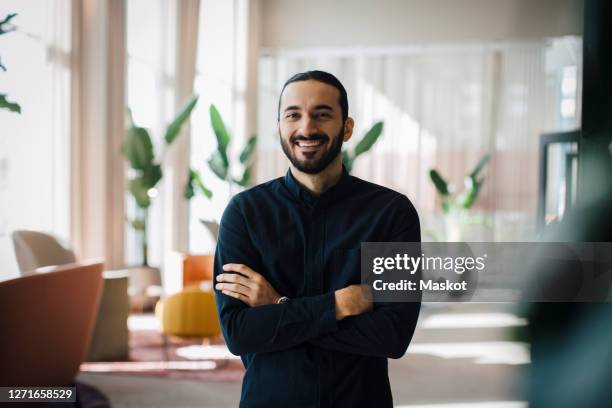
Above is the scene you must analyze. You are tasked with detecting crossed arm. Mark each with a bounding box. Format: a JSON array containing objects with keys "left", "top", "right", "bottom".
[{"left": 213, "top": 197, "right": 421, "bottom": 358}]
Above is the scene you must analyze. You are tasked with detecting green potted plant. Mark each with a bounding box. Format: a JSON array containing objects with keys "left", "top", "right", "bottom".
[
  {"left": 122, "top": 95, "right": 202, "bottom": 266},
  {"left": 187, "top": 104, "right": 256, "bottom": 240},
  {"left": 206, "top": 104, "right": 257, "bottom": 195},
  {"left": 429, "top": 154, "right": 491, "bottom": 241}
]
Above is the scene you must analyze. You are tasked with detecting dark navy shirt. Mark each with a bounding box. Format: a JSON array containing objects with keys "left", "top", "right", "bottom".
[{"left": 213, "top": 166, "right": 421, "bottom": 408}]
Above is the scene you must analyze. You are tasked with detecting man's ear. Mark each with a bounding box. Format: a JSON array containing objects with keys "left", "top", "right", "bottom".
[{"left": 343, "top": 117, "right": 355, "bottom": 142}]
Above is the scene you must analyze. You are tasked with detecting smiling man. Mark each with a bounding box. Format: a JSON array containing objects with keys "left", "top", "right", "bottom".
[{"left": 213, "top": 70, "right": 421, "bottom": 408}]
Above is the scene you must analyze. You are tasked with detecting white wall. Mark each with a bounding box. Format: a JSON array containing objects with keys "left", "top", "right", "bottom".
[{"left": 260, "top": 0, "right": 582, "bottom": 48}]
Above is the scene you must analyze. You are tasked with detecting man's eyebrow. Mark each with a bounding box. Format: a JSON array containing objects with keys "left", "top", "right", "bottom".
[{"left": 283, "top": 104, "right": 335, "bottom": 113}]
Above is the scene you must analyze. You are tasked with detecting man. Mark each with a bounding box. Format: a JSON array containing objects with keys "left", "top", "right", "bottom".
[{"left": 213, "top": 70, "right": 421, "bottom": 407}]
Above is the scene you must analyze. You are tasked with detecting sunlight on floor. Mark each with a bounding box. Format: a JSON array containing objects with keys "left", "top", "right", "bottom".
[
  {"left": 421, "top": 313, "right": 527, "bottom": 329},
  {"left": 81, "top": 360, "right": 217, "bottom": 372},
  {"left": 407, "top": 341, "right": 530, "bottom": 365},
  {"left": 176, "top": 344, "right": 241, "bottom": 360},
  {"left": 395, "top": 402, "right": 527, "bottom": 408},
  {"left": 127, "top": 314, "right": 160, "bottom": 331}
]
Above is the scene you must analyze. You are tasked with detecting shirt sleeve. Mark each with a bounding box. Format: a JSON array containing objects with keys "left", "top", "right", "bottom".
[
  {"left": 214, "top": 195, "right": 339, "bottom": 356},
  {"left": 309, "top": 195, "right": 422, "bottom": 359}
]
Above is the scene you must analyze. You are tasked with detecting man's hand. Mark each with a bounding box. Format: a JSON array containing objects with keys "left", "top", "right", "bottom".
[
  {"left": 334, "top": 284, "right": 373, "bottom": 320},
  {"left": 216, "top": 263, "right": 281, "bottom": 307}
]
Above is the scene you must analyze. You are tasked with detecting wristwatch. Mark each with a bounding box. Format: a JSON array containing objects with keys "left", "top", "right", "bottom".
[{"left": 276, "top": 296, "right": 289, "bottom": 304}]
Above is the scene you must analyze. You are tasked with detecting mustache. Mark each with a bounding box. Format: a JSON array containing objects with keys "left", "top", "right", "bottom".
[{"left": 290, "top": 134, "right": 329, "bottom": 143}]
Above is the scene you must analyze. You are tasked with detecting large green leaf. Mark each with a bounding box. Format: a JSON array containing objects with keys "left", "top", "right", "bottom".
[
  {"left": 469, "top": 154, "right": 490, "bottom": 178},
  {"left": 128, "top": 176, "right": 151, "bottom": 209},
  {"left": 123, "top": 124, "right": 154, "bottom": 170},
  {"left": 0, "top": 94, "right": 20, "bottom": 113},
  {"left": 209, "top": 104, "right": 230, "bottom": 166},
  {"left": 429, "top": 169, "right": 450, "bottom": 196},
  {"left": 208, "top": 150, "right": 229, "bottom": 180},
  {"left": 354, "top": 121, "right": 384, "bottom": 158},
  {"left": 164, "top": 95, "right": 199, "bottom": 145},
  {"left": 239, "top": 135, "right": 257, "bottom": 164}
]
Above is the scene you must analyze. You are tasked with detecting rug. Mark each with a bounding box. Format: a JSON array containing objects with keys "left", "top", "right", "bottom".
[{"left": 80, "top": 326, "right": 244, "bottom": 382}]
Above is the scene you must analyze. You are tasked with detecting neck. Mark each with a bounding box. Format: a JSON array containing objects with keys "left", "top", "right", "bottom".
[{"left": 290, "top": 155, "right": 343, "bottom": 196}]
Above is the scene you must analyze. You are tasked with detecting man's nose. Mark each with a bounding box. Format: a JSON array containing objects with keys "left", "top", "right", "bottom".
[{"left": 298, "top": 116, "right": 317, "bottom": 136}]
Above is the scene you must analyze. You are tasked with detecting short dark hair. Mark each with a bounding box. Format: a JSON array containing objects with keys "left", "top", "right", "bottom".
[{"left": 277, "top": 70, "right": 349, "bottom": 122}]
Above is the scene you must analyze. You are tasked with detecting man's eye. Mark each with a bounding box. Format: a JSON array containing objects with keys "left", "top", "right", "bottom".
[
  {"left": 315, "top": 112, "right": 331, "bottom": 119},
  {"left": 286, "top": 113, "right": 299, "bottom": 119}
]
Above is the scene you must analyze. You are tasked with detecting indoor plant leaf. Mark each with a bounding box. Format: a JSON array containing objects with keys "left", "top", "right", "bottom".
[
  {"left": 0, "top": 94, "right": 20, "bottom": 113},
  {"left": 123, "top": 124, "right": 154, "bottom": 170},
  {"left": 469, "top": 154, "right": 491, "bottom": 178},
  {"left": 184, "top": 171, "right": 195, "bottom": 200},
  {"left": 164, "top": 95, "right": 199, "bottom": 145},
  {"left": 128, "top": 176, "right": 151, "bottom": 209},
  {"left": 185, "top": 168, "right": 213, "bottom": 199},
  {"left": 0, "top": 13, "right": 17, "bottom": 35},
  {"left": 234, "top": 165, "right": 253, "bottom": 187},
  {"left": 207, "top": 150, "right": 229, "bottom": 180},
  {"left": 142, "top": 163, "right": 163, "bottom": 189},
  {"left": 458, "top": 176, "right": 481, "bottom": 209},
  {"left": 353, "top": 121, "right": 384, "bottom": 158},
  {"left": 239, "top": 135, "right": 257, "bottom": 164},
  {"left": 429, "top": 169, "right": 450, "bottom": 196},
  {"left": 130, "top": 218, "right": 146, "bottom": 231},
  {"left": 209, "top": 104, "right": 230, "bottom": 167}
]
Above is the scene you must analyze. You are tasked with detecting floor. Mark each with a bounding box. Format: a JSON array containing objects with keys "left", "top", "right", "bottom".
[{"left": 77, "top": 303, "right": 529, "bottom": 408}]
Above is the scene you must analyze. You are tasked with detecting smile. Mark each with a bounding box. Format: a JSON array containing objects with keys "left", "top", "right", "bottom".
[{"left": 294, "top": 139, "right": 326, "bottom": 148}]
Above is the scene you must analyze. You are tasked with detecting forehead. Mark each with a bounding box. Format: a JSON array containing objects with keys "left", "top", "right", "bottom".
[{"left": 280, "top": 80, "right": 341, "bottom": 110}]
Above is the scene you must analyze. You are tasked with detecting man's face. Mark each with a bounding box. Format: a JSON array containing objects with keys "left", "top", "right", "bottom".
[{"left": 278, "top": 80, "right": 353, "bottom": 174}]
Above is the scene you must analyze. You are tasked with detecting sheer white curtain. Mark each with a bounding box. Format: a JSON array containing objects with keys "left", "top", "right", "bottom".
[
  {"left": 257, "top": 39, "right": 581, "bottom": 241},
  {"left": 0, "top": 1, "right": 72, "bottom": 279}
]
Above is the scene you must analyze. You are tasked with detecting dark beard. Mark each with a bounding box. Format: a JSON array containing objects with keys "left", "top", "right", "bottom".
[{"left": 280, "top": 128, "right": 344, "bottom": 175}]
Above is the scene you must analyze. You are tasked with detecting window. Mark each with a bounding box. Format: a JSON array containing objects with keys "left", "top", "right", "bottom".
[
  {"left": 126, "top": 0, "right": 177, "bottom": 266},
  {"left": 0, "top": 1, "right": 72, "bottom": 279}
]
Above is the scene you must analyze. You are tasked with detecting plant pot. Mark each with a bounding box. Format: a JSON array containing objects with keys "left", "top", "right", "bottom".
[{"left": 444, "top": 212, "right": 465, "bottom": 242}]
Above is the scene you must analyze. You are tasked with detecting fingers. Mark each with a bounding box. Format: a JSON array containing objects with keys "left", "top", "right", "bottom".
[
  {"left": 215, "top": 282, "right": 251, "bottom": 296},
  {"left": 222, "top": 263, "right": 256, "bottom": 278},
  {"left": 216, "top": 273, "right": 255, "bottom": 288}
]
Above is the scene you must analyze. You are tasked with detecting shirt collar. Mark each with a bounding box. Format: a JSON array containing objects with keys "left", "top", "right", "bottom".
[{"left": 284, "top": 165, "right": 351, "bottom": 207}]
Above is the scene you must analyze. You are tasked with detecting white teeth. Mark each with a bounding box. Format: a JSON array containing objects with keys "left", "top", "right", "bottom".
[{"left": 296, "top": 140, "right": 324, "bottom": 147}]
